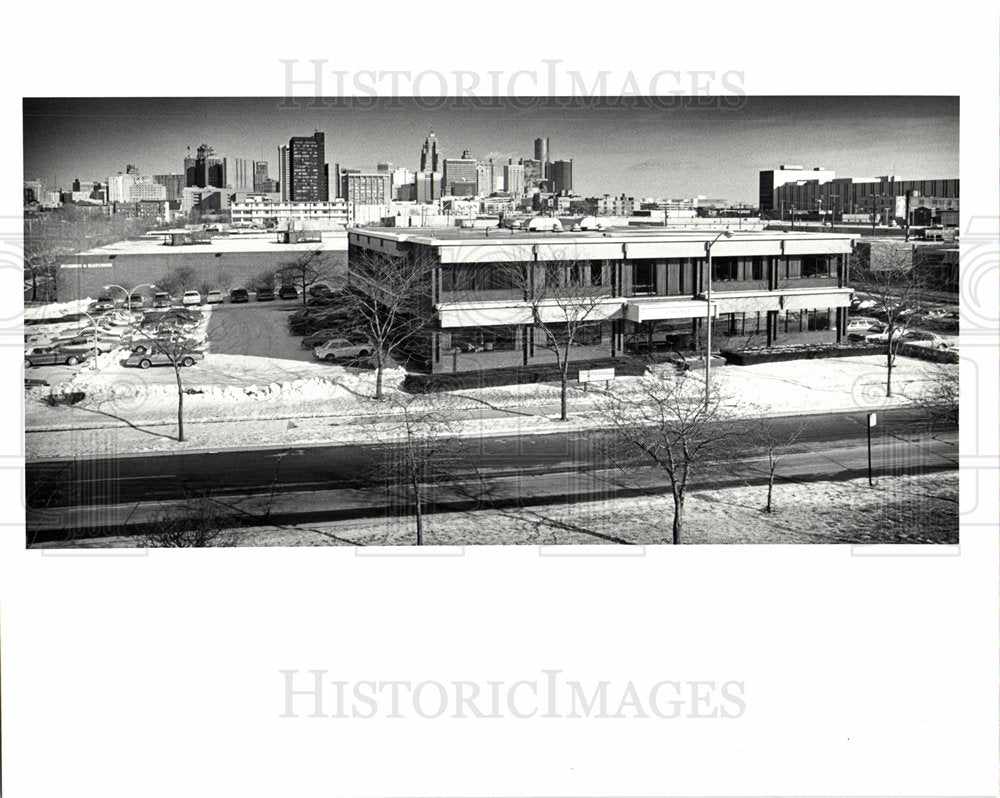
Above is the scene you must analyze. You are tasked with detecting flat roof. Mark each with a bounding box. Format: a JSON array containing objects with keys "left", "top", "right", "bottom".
[
  {"left": 75, "top": 232, "right": 348, "bottom": 257},
  {"left": 349, "top": 226, "right": 857, "bottom": 246}
]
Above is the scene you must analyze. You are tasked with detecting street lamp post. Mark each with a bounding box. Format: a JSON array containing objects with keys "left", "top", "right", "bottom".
[
  {"left": 104, "top": 282, "right": 155, "bottom": 313},
  {"left": 704, "top": 229, "right": 733, "bottom": 409},
  {"left": 79, "top": 310, "right": 102, "bottom": 369}
]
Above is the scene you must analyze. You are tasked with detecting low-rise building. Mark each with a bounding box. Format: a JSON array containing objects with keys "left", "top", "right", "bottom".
[{"left": 347, "top": 227, "right": 857, "bottom": 374}]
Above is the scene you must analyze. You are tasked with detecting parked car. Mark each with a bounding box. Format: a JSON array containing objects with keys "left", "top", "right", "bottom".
[
  {"left": 206, "top": 290, "right": 225, "bottom": 304},
  {"left": 896, "top": 330, "right": 952, "bottom": 349},
  {"left": 125, "top": 349, "right": 204, "bottom": 369},
  {"left": 54, "top": 334, "right": 124, "bottom": 355},
  {"left": 290, "top": 311, "right": 352, "bottom": 335},
  {"left": 255, "top": 287, "right": 275, "bottom": 301},
  {"left": 230, "top": 288, "right": 250, "bottom": 303},
  {"left": 313, "top": 336, "right": 373, "bottom": 362},
  {"left": 279, "top": 285, "right": 299, "bottom": 300},
  {"left": 845, "top": 317, "right": 881, "bottom": 334},
  {"left": 182, "top": 291, "right": 202, "bottom": 306},
  {"left": 129, "top": 295, "right": 145, "bottom": 310},
  {"left": 301, "top": 327, "right": 357, "bottom": 349},
  {"left": 24, "top": 345, "right": 93, "bottom": 367},
  {"left": 130, "top": 334, "right": 203, "bottom": 355},
  {"left": 153, "top": 292, "right": 173, "bottom": 308},
  {"left": 309, "top": 283, "right": 331, "bottom": 297}
]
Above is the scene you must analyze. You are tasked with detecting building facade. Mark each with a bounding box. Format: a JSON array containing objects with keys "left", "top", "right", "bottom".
[
  {"left": 279, "top": 131, "right": 328, "bottom": 202},
  {"left": 442, "top": 151, "right": 477, "bottom": 196},
  {"left": 550, "top": 159, "right": 573, "bottom": 194},
  {"left": 347, "top": 228, "right": 857, "bottom": 374},
  {"left": 230, "top": 196, "right": 348, "bottom": 228}
]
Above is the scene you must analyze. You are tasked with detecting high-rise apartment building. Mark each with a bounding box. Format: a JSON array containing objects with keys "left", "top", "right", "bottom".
[
  {"left": 279, "top": 131, "right": 328, "bottom": 202},
  {"left": 229, "top": 158, "right": 252, "bottom": 190},
  {"left": 476, "top": 160, "right": 497, "bottom": 196},
  {"left": 153, "top": 174, "right": 185, "bottom": 202}
]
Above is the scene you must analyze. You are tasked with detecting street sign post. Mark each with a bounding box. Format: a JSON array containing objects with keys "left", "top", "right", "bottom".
[{"left": 867, "top": 412, "right": 877, "bottom": 486}]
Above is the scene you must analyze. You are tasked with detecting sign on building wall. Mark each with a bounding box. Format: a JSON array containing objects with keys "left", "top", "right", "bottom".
[{"left": 60, "top": 262, "right": 113, "bottom": 269}]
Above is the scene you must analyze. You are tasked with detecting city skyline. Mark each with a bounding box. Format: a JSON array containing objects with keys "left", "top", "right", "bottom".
[{"left": 23, "top": 96, "right": 958, "bottom": 203}]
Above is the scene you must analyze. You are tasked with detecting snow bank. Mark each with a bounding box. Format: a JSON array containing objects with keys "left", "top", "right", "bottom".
[{"left": 24, "top": 298, "right": 94, "bottom": 321}]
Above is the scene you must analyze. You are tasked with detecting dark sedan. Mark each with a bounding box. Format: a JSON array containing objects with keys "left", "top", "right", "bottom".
[
  {"left": 230, "top": 288, "right": 250, "bottom": 303},
  {"left": 256, "top": 287, "right": 275, "bottom": 301}
]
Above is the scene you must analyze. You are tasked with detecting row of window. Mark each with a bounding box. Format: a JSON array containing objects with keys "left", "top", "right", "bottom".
[{"left": 439, "top": 257, "right": 836, "bottom": 296}]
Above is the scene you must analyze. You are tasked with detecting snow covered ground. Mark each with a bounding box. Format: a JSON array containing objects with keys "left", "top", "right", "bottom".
[
  {"left": 24, "top": 351, "right": 954, "bottom": 458},
  {"left": 34, "top": 471, "right": 958, "bottom": 547}
]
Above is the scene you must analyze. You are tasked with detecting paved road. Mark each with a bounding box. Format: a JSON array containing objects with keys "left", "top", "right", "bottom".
[{"left": 26, "top": 408, "right": 957, "bottom": 543}]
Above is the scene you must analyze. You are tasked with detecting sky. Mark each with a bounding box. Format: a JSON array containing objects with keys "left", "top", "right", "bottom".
[{"left": 23, "top": 96, "right": 959, "bottom": 204}]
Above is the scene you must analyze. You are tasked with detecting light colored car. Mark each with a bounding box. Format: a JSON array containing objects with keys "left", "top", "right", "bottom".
[
  {"left": 896, "top": 330, "right": 952, "bottom": 349},
  {"left": 182, "top": 291, "right": 202, "bottom": 306},
  {"left": 313, "top": 336, "right": 373, "bottom": 362},
  {"left": 845, "top": 317, "right": 881, "bottom": 334},
  {"left": 206, "top": 290, "right": 225, "bottom": 304},
  {"left": 125, "top": 349, "right": 204, "bottom": 369}
]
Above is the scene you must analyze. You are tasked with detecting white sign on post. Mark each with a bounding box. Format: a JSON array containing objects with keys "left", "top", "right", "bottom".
[{"left": 578, "top": 367, "right": 615, "bottom": 383}]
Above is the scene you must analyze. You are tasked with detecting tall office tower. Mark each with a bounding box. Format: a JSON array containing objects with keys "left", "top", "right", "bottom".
[
  {"left": 126, "top": 164, "right": 140, "bottom": 176},
  {"left": 504, "top": 160, "right": 525, "bottom": 197},
  {"left": 184, "top": 149, "right": 197, "bottom": 187},
  {"left": 278, "top": 131, "right": 328, "bottom": 201},
  {"left": 252, "top": 161, "right": 271, "bottom": 192},
  {"left": 230, "top": 158, "right": 252, "bottom": 190},
  {"left": 193, "top": 144, "right": 226, "bottom": 188},
  {"left": 153, "top": 174, "right": 185, "bottom": 201},
  {"left": 476, "top": 160, "right": 496, "bottom": 196},
  {"left": 376, "top": 162, "right": 393, "bottom": 173},
  {"left": 419, "top": 131, "right": 439, "bottom": 173},
  {"left": 442, "top": 150, "right": 478, "bottom": 196},
  {"left": 341, "top": 172, "right": 392, "bottom": 207},
  {"left": 550, "top": 159, "right": 573, "bottom": 194},
  {"left": 522, "top": 158, "right": 543, "bottom": 190},
  {"left": 534, "top": 137, "right": 549, "bottom": 178}
]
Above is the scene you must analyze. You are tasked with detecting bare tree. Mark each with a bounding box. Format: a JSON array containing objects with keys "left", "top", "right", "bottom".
[
  {"left": 497, "top": 255, "right": 613, "bottom": 421},
  {"left": 276, "top": 247, "right": 335, "bottom": 306},
  {"left": 127, "top": 309, "right": 205, "bottom": 442},
  {"left": 903, "top": 361, "right": 959, "bottom": 430},
  {"left": 852, "top": 241, "right": 928, "bottom": 397},
  {"left": 363, "top": 393, "right": 465, "bottom": 544},
  {"left": 751, "top": 416, "right": 806, "bottom": 514},
  {"left": 600, "top": 371, "right": 729, "bottom": 544},
  {"left": 141, "top": 495, "right": 238, "bottom": 547},
  {"left": 337, "top": 249, "right": 435, "bottom": 400}
]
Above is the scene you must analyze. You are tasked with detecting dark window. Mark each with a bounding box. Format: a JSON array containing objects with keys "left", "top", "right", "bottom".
[
  {"left": 544, "top": 262, "right": 563, "bottom": 288},
  {"left": 590, "top": 263, "right": 603, "bottom": 286},
  {"left": 712, "top": 257, "right": 738, "bottom": 282},
  {"left": 451, "top": 326, "right": 518, "bottom": 352},
  {"left": 632, "top": 261, "right": 655, "bottom": 295},
  {"left": 546, "top": 321, "right": 603, "bottom": 347},
  {"left": 802, "top": 255, "right": 831, "bottom": 278},
  {"left": 751, "top": 257, "right": 765, "bottom": 281}
]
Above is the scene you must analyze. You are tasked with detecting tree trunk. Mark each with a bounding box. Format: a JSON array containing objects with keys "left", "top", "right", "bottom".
[
  {"left": 886, "top": 347, "right": 894, "bottom": 397},
  {"left": 766, "top": 461, "right": 775, "bottom": 513},
  {"left": 174, "top": 367, "right": 185, "bottom": 442},
  {"left": 672, "top": 493, "right": 684, "bottom": 545},
  {"left": 375, "top": 353, "right": 384, "bottom": 400},
  {"left": 412, "top": 477, "right": 423, "bottom": 545},
  {"left": 560, "top": 373, "right": 568, "bottom": 421}
]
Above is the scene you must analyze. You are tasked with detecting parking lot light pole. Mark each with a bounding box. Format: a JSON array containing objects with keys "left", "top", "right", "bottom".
[
  {"left": 705, "top": 229, "right": 733, "bottom": 409},
  {"left": 79, "top": 310, "right": 101, "bottom": 369},
  {"left": 105, "top": 282, "right": 156, "bottom": 313}
]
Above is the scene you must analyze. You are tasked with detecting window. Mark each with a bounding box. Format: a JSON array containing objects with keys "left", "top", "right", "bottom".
[
  {"left": 590, "top": 263, "right": 603, "bottom": 287},
  {"left": 632, "top": 261, "right": 655, "bottom": 295},
  {"left": 544, "top": 262, "right": 563, "bottom": 288},
  {"left": 807, "top": 309, "right": 831, "bottom": 331},
  {"left": 451, "top": 326, "right": 518, "bottom": 352},
  {"left": 712, "top": 257, "right": 738, "bottom": 282},
  {"left": 802, "top": 255, "right": 831, "bottom": 278},
  {"left": 546, "top": 322, "right": 603, "bottom": 347},
  {"left": 751, "top": 257, "right": 765, "bottom": 281}
]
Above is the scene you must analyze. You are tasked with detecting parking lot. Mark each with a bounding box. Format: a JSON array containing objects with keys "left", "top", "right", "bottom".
[{"left": 205, "top": 298, "right": 316, "bottom": 363}]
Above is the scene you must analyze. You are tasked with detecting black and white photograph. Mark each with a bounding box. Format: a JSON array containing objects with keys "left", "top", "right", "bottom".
[
  {"left": 23, "top": 95, "right": 962, "bottom": 547},
  {"left": 1, "top": 3, "right": 998, "bottom": 798}
]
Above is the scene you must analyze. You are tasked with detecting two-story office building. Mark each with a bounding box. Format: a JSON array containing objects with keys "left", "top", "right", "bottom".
[{"left": 347, "top": 227, "right": 857, "bottom": 373}]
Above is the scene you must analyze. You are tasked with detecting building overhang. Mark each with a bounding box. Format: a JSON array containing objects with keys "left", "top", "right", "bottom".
[
  {"left": 436, "top": 297, "right": 625, "bottom": 328},
  {"left": 624, "top": 298, "right": 714, "bottom": 322},
  {"left": 703, "top": 287, "right": 854, "bottom": 314}
]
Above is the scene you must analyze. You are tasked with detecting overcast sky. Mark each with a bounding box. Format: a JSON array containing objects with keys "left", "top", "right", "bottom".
[{"left": 23, "top": 96, "right": 958, "bottom": 204}]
